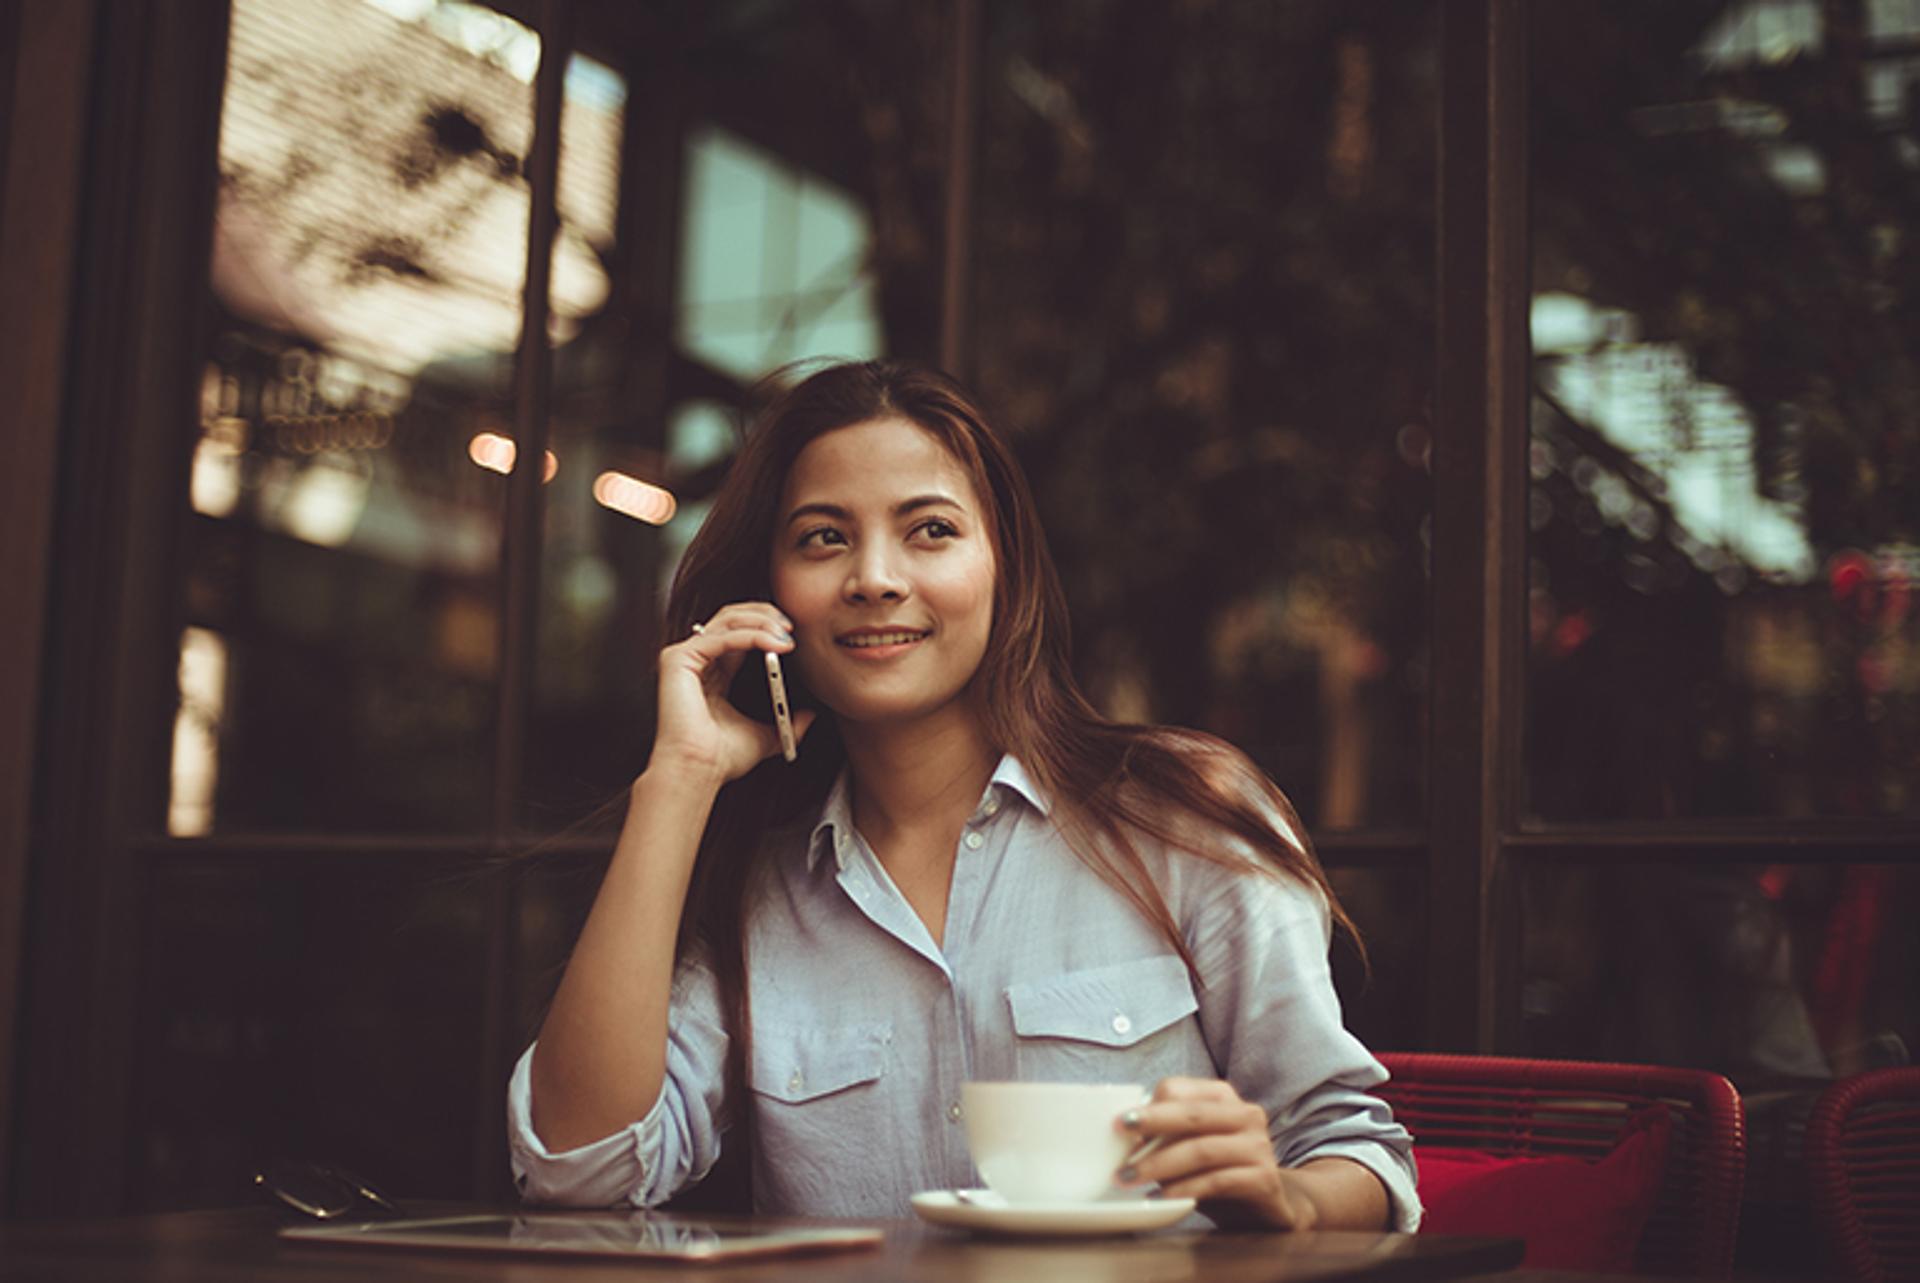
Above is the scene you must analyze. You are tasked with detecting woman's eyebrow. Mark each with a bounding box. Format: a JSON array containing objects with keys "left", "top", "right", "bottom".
[
  {"left": 784, "top": 501, "right": 850, "bottom": 526},
  {"left": 893, "top": 493, "right": 964, "bottom": 516},
  {"left": 783, "top": 494, "right": 964, "bottom": 526}
]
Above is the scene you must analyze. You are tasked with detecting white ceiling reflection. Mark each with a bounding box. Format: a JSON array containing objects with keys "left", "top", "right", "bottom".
[
  {"left": 214, "top": 0, "right": 621, "bottom": 377},
  {"left": 1532, "top": 291, "right": 1816, "bottom": 583},
  {"left": 676, "top": 126, "right": 883, "bottom": 382}
]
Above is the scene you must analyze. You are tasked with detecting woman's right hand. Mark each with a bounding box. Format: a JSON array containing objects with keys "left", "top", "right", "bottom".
[{"left": 647, "top": 601, "right": 815, "bottom": 786}]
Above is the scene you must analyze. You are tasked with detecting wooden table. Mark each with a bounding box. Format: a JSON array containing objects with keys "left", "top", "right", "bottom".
[{"left": 0, "top": 1207, "right": 1523, "bottom": 1282}]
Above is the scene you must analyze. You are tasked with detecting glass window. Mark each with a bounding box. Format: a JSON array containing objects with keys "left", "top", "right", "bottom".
[
  {"left": 1327, "top": 866, "right": 1425, "bottom": 1053},
  {"left": 525, "top": 46, "right": 641, "bottom": 821},
  {"left": 972, "top": 1, "right": 1437, "bottom": 832},
  {"left": 676, "top": 126, "right": 886, "bottom": 382},
  {"left": 174, "top": 0, "right": 547, "bottom": 833},
  {"left": 1528, "top": 2, "right": 1920, "bottom": 821},
  {"left": 1519, "top": 860, "right": 1918, "bottom": 1084},
  {"left": 522, "top": 1, "right": 950, "bottom": 820},
  {"left": 128, "top": 858, "right": 489, "bottom": 1209}
]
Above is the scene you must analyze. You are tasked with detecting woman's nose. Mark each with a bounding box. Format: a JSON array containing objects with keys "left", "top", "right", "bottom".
[{"left": 844, "top": 546, "right": 909, "bottom": 603}]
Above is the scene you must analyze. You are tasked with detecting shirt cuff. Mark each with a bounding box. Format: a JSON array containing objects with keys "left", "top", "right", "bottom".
[
  {"left": 506, "top": 1044, "right": 666, "bottom": 1207},
  {"left": 1291, "top": 1139, "right": 1424, "bottom": 1233}
]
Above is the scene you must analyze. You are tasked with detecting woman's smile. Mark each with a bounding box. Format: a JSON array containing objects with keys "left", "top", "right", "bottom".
[{"left": 836, "top": 626, "right": 934, "bottom": 657}]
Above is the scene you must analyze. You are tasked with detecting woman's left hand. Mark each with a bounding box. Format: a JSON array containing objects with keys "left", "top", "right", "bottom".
[{"left": 1116, "top": 1076, "right": 1316, "bottom": 1230}]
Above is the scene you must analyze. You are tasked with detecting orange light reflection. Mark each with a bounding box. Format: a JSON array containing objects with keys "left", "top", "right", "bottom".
[
  {"left": 593, "top": 470, "right": 677, "bottom": 525},
  {"left": 467, "top": 432, "right": 558, "bottom": 481}
]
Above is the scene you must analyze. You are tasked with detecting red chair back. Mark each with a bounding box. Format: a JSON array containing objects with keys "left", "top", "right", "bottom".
[
  {"left": 1805, "top": 1066, "right": 1920, "bottom": 1283},
  {"left": 1377, "top": 1053, "right": 1745, "bottom": 1277}
]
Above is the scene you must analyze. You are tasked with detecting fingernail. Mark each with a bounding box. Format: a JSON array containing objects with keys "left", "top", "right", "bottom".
[
  {"left": 1121, "top": 1108, "right": 1142, "bottom": 1128},
  {"left": 1117, "top": 1166, "right": 1137, "bottom": 1183},
  {"left": 778, "top": 631, "right": 794, "bottom": 644},
  {"left": 1145, "top": 1189, "right": 1164, "bottom": 1200}
]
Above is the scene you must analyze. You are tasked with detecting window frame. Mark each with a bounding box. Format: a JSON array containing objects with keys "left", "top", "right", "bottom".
[{"left": 13, "top": 0, "right": 1920, "bottom": 1217}]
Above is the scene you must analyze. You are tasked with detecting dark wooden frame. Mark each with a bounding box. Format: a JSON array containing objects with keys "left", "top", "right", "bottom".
[
  {"left": 8, "top": 0, "right": 233, "bottom": 1215},
  {"left": 1428, "top": 0, "right": 1531, "bottom": 1053},
  {"left": 0, "top": 0, "right": 105, "bottom": 1217}
]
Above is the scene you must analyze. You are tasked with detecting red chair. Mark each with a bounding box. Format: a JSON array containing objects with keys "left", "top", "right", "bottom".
[
  {"left": 1377, "top": 1053, "right": 1746, "bottom": 1277},
  {"left": 1805, "top": 1066, "right": 1920, "bottom": 1283}
]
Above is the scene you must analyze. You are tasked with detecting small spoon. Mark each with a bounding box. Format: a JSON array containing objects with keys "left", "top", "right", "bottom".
[{"left": 1121, "top": 1134, "right": 1166, "bottom": 1169}]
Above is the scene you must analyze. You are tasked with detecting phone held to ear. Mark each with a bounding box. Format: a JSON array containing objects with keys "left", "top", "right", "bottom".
[{"left": 764, "top": 651, "right": 798, "bottom": 762}]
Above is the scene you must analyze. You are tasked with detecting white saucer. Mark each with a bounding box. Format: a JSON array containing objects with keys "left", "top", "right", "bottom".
[{"left": 909, "top": 1190, "right": 1196, "bottom": 1237}]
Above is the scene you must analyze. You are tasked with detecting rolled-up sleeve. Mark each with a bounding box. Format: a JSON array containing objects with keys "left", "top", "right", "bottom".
[
  {"left": 507, "top": 958, "right": 731, "bottom": 1208},
  {"left": 1187, "top": 864, "right": 1423, "bottom": 1232}
]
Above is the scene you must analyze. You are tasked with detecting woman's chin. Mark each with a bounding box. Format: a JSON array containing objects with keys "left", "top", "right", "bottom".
[{"left": 823, "top": 690, "right": 972, "bottom": 732}]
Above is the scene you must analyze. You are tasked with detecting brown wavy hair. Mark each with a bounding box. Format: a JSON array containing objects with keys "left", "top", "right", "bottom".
[{"left": 664, "top": 358, "right": 1358, "bottom": 1122}]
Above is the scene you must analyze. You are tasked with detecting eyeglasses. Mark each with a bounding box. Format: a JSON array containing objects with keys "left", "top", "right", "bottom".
[{"left": 254, "top": 1157, "right": 401, "bottom": 1220}]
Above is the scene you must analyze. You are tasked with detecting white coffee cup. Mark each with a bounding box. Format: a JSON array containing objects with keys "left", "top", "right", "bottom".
[{"left": 960, "top": 1081, "right": 1145, "bottom": 1204}]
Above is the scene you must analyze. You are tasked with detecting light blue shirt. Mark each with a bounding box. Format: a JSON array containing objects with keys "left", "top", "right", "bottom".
[{"left": 508, "top": 755, "right": 1421, "bottom": 1229}]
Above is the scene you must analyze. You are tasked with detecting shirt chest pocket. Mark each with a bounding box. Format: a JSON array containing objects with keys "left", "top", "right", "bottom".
[
  {"left": 1005, "top": 955, "right": 1202, "bottom": 1080},
  {"left": 746, "top": 1021, "right": 893, "bottom": 1197},
  {"left": 749, "top": 1021, "right": 891, "bottom": 1106}
]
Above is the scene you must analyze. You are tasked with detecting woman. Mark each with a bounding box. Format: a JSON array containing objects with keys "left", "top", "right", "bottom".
[{"left": 509, "top": 360, "right": 1419, "bottom": 1231}]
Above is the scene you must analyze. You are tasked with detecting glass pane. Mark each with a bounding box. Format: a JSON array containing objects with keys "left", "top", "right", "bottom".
[
  {"left": 1518, "top": 862, "right": 1913, "bottom": 1279},
  {"left": 513, "top": 848, "right": 604, "bottom": 1048},
  {"left": 172, "top": 0, "right": 543, "bottom": 833},
  {"left": 521, "top": 3, "right": 950, "bottom": 821},
  {"left": 526, "top": 49, "right": 637, "bottom": 820},
  {"left": 1519, "top": 862, "right": 1918, "bottom": 1084},
  {"left": 667, "top": 1, "right": 950, "bottom": 379},
  {"left": 973, "top": 2, "right": 1437, "bottom": 831},
  {"left": 676, "top": 126, "right": 888, "bottom": 382},
  {"left": 128, "top": 858, "right": 489, "bottom": 1209},
  {"left": 1327, "top": 865, "right": 1425, "bottom": 1054},
  {"left": 1529, "top": 3, "right": 1920, "bottom": 821}
]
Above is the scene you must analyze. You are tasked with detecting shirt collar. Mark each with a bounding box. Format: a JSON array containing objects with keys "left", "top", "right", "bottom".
[
  {"left": 805, "top": 752, "right": 1051, "bottom": 873},
  {"left": 984, "top": 753, "right": 1051, "bottom": 817}
]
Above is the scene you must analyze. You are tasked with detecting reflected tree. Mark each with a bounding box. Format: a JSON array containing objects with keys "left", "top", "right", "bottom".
[{"left": 973, "top": 2, "right": 1437, "bottom": 829}]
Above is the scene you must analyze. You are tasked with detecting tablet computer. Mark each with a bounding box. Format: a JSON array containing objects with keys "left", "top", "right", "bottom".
[{"left": 281, "top": 1211, "right": 886, "bottom": 1263}]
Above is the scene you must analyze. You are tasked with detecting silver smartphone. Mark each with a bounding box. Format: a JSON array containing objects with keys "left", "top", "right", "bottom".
[{"left": 764, "top": 650, "right": 798, "bottom": 762}]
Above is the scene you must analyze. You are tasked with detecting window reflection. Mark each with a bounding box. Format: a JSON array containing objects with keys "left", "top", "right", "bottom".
[
  {"left": 1521, "top": 862, "right": 1917, "bottom": 1084},
  {"left": 974, "top": 2, "right": 1436, "bottom": 831},
  {"left": 522, "top": 2, "right": 949, "bottom": 821},
  {"left": 1529, "top": 2, "right": 1920, "bottom": 821},
  {"left": 676, "top": 127, "right": 885, "bottom": 380},
  {"left": 131, "top": 859, "right": 489, "bottom": 1209},
  {"left": 172, "top": 0, "right": 557, "bottom": 833},
  {"left": 1326, "top": 866, "right": 1424, "bottom": 1054},
  {"left": 167, "top": 628, "right": 229, "bottom": 838}
]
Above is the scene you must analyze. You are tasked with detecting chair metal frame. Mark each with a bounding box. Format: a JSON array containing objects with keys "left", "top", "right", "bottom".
[
  {"left": 1377, "top": 1052, "right": 1746, "bottom": 1277},
  {"left": 1805, "top": 1066, "right": 1920, "bottom": 1283}
]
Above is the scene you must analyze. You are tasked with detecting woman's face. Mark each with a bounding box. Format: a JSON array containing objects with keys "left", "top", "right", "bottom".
[{"left": 770, "top": 416, "right": 997, "bottom": 730}]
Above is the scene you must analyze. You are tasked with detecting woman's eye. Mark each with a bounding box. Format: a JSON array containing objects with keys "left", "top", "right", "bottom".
[
  {"left": 797, "top": 527, "right": 846, "bottom": 549},
  {"left": 914, "top": 518, "right": 959, "bottom": 542}
]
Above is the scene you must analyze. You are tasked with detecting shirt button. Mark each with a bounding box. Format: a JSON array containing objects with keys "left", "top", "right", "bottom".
[
  {"left": 948, "top": 1103, "right": 963, "bottom": 1122},
  {"left": 788, "top": 1071, "right": 804, "bottom": 1093},
  {"left": 1111, "top": 1014, "right": 1133, "bottom": 1036},
  {"left": 964, "top": 831, "right": 985, "bottom": 850},
  {"left": 983, "top": 796, "right": 1001, "bottom": 815}
]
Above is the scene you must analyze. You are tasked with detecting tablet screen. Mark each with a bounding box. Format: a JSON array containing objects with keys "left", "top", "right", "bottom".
[{"left": 281, "top": 1212, "right": 886, "bottom": 1262}]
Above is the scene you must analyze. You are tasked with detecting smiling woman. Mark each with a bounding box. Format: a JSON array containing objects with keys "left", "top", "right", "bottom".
[{"left": 509, "top": 359, "right": 1419, "bottom": 1233}]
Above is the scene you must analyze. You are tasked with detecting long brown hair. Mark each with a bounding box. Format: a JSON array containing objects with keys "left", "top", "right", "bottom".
[{"left": 664, "top": 358, "right": 1359, "bottom": 1116}]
